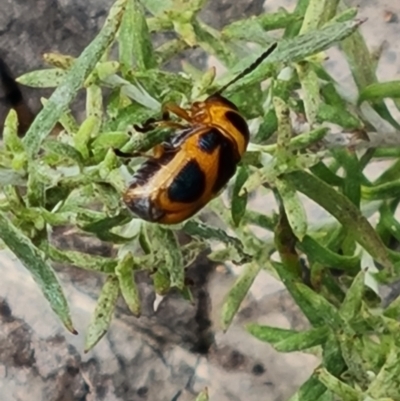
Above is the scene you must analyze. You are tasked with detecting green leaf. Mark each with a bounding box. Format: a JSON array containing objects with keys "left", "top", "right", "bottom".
[
  {"left": 74, "top": 115, "right": 102, "bottom": 159},
  {"left": 221, "top": 262, "right": 261, "bottom": 331},
  {"left": 223, "top": 10, "right": 300, "bottom": 44},
  {"left": 367, "top": 345, "right": 400, "bottom": 399},
  {"left": 298, "top": 235, "right": 359, "bottom": 271},
  {"left": 285, "top": 170, "right": 393, "bottom": 271},
  {"left": 182, "top": 220, "right": 250, "bottom": 263},
  {"left": 43, "top": 245, "right": 117, "bottom": 273},
  {"left": 247, "top": 324, "right": 329, "bottom": 352},
  {"left": 85, "top": 275, "right": 120, "bottom": 352},
  {"left": 220, "top": 18, "right": 365, "bottom": 94},
  {"left": 22, "top": 0, "right": 128, "bottom": 158},
  {"left": 340, "top": 17, "right": 400, "bottom": 130},
  {"left": 317, "top": 103, "right": 361, "bottom": 129},
  {"left": 339, "top": 270, "right": 365, "bottom": 322},
  {"left": 17, "top": 68, "right": 67, "bottom": 88},
  {"left": 3, "top": 109, "right": 24, "bottom": 153},
  {"left": 231, "top": 165, "right": 249, "bottom": 227},
  {"left": 358, "top": 81, "right": 400, "bottom": 105},
  {"left": 276, "top": 178, "right": 308, "bottom": 240},
  {"left": 362, "top": 180, "right": 400, "bottom": 201},
  {"left": 315, "top": 368, "right": 360, "bottom": 401},
  {"left": 294, "top": 282, "right": 343, "bottom": 328},
  {"left": 132, "top": 0, "right": 157, "bottom": 70},
  {"left": 296, "top": 61, "right": 321, "bottom": 125},
  {"left": 287, "top": 374, "right": 328, "bottom": 401},
  {"left": 0, "top": 212, "right": 76, "bottom": 334},
  {"left": 116, "top": 252, "right": 141, "bottom": 316},
  {"left": 152, "top": 226, "right": 184, "bottom": 289},
  {"left": 42, "top": 140, "right": 84, "bottom": 165},
  {"left": 91, "top": 131, "right": 130, "bottom": 153}
]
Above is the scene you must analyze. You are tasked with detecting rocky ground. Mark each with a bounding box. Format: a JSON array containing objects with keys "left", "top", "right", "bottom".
[{"left": 1, "top": 1, "right": 400, "bottom": 400}]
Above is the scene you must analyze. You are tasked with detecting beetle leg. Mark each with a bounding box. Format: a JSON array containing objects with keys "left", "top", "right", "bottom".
[
  {"left": 162, "top": 103, "right": 192, "bottom": 122},
  {"left": 134, "top": 119, "right": 188, "bottom": 133},
  {"left": 134, "top": 103, "right": 192, "bottom": 132},
  {"left": 113, "top": 148, "right": 151, "bottom": 159}
]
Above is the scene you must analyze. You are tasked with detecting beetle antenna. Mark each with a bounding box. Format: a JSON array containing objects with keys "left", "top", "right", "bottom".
[{"left": 214, "top": 42, "right": 277, "bottom": 95}]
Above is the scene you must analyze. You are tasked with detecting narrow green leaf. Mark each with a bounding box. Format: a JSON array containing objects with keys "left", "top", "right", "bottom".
[
  {"left": 58, "top": 108, "right": 80, "bottom": 135},
  {"left": 299, "top": 0, "right": 327, "bottom": 34},
  {"left": 379, "top": 203, "right": 400, "bottom": 243},
  {"left": 3, "top": 109, "right": 24, "bottom": 152},
  {"left": 17, "top": 68, "right": 67, "bottom": 88},
  {"left": 42, "top": 140, "right": 84, "bottom": 165},
  {"left": 231, "top": 165, "right": 249, "bottom": 227},
  {"left": 319, "top": 0, "right": 340, "bottom": 24},
  {"left": 74, "top": 115, "right": 102, "bottom": 159},
  {"left": 367, "top": 346, "right": 400, "bottom": 399},
  {"left": 296, "top": 61, "right": 321, "bottom": 125},
  {"left": 316, "top": 368, "right": 360, "bottom": 401},
  {"left": 152, "top": 269, "right": 171, "bottom": 295},
  {"left": 43, "top": 245, "right": 117, "bottom": 273},
  {"left": 285, "top": 170, "right": 393, "bottom": 271},
  {"left": 154, "top": 226, "right": 184, "bottom": 289},
  {"left": 42, "top": 52, "right": 75, "bottom": 69},
  {"left": 141, "top": 0, "right": 173, "bottom": 15},
  {"left": 309, "top": 162, "right": 343, "bottom": 186},
  {"left": 182, "top": 220, "right": 250, "bottom": 263},
  {"left": 274, "top": 96, "right": 293, "bottom": 164},
  {"left": 26, "top": 164, "right": 45, "bottom": 207},
  {"left": 91, "top": 131, "right": 130, "bottom": 153},
  {"left": 331, "top": 148, "right": 362, "bottom": 207},
  {"left": 283, "top": 0, "right": 309, "bottom": 38},
  {"left": 22, "top": 0, "right": 128, "bottom": 158},
  {"left": 339, "top": 271, "right": 365, "bottom": 322},
  {"left": 254, "top": 127, "right": 328, "bottom": 154},
  {"left": 317, "top": 103, "right": 361, "bottom": 129},
  {"left": 86, "top": 84, "right": 103, "bottom": 119},
  {"left": 294, "top": 282, "right": 343, "bottom": 328},
  {"left": 362, "top": 180, "right": 400, "bottom": 201},
  {"left": 358, "top": 81, "right": 400, "bottom": 105},
  {"left": 287, "top": 374, "right": 328, "bottom": 401},
  {"left": 272, "top": 261, "right": 323, "bottom": 326},
  {"left": 222, "top": 10, "right": 300, "bottom": 44},
  {"left": 221, "top": 19, "right": 365, "bottom": 94},
  {"left": 132, "top": 0, "right": 157, "bottom": 70},
  {"left": 276, "top": 178, "right": 308, "bottom": 240},
  {"left": 340, "top": 14, "right": 400, "bottom": 130},
  {"left": 0, "top": 212, "right": 76, "bottom": 333},
  {"left": 247, "top": 324, "right": 329, "bottom": 352},
  {"left": 221, "top": 262, "right": 261, "bottom": 331},
  {"left": 298, "top": 235, "right": 359, "bottom": 271},
  {"left": 155, "top": 38, "right": 189, "bottom": 65},
  {"left": 119, "top": 0, "right": 135, "bottom": 73},
  {"left": 116, "top": 252, "right": 141, "bottom": 316},
  {"left": 85, "top": 275, "right": 120, "bottom": 352}
]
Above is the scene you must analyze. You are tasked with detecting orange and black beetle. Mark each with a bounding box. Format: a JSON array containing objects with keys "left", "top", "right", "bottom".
[{"left": 121, "top": 43, "right": 277, "bottom": 224}]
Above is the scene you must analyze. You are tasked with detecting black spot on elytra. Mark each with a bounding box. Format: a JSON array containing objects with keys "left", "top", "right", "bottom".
[
  {"left": 168, "top": 159, "right": 206, "bottom": 203},
  {"left": 224, "top": 110, "right": 250, "bottom": 143},
  {"left": 212, "top": 136, "right": 238, "bottom": 194},
  {"left": 197, "top": 128, "right": 224, "bottom": 154}
]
